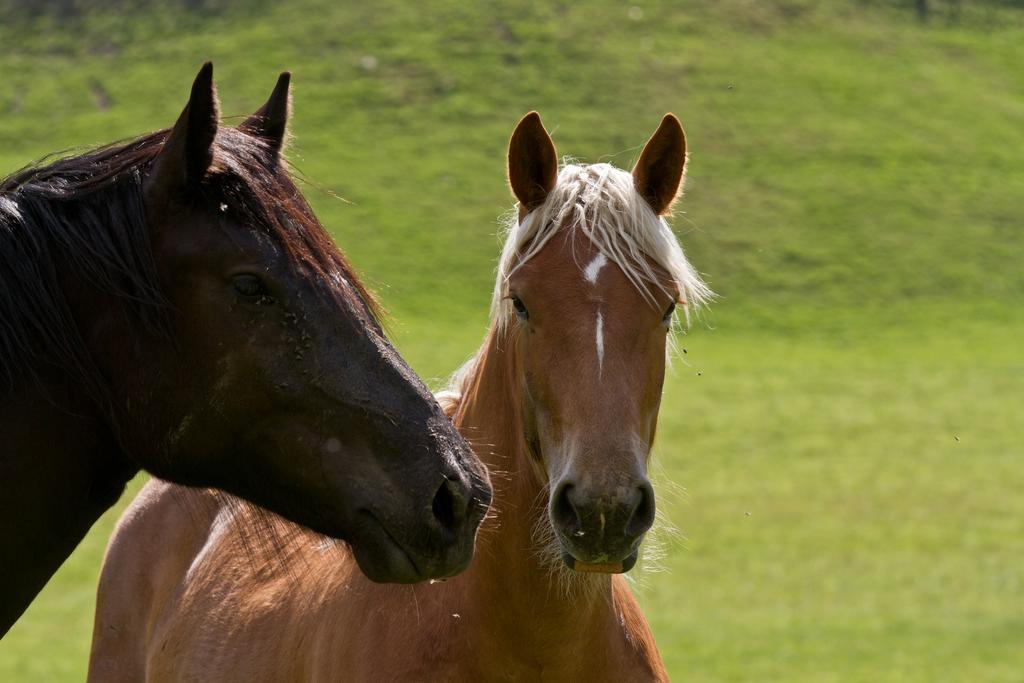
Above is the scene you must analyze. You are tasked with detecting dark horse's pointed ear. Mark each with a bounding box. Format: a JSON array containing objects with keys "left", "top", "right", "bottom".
[
  {"left": 632, "top": 114, "right": 687, "bottom": 216},
  {"left": 239, "top": 71, "right": 291, "bottom": 165},
  {"left": 508, "top": 111, "right": 558, "bottom": 212},
  {"left": 146, "top": 62, "right": 219, "bottom": 204}
]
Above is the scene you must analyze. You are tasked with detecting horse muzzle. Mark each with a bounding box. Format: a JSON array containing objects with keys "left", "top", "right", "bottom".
[{"left": 549, "top": 475, "right": 655, "bottom": 573}]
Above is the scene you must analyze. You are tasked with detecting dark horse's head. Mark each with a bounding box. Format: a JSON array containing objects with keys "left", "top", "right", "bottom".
[{"left": 0, "top": 64, "right": 490, "bottom": 582}]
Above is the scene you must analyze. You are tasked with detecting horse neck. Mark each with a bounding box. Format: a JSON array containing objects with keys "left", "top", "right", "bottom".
[
  {"left": 451, "top": 326, "right": 616, "bottom": 640},
  {"left": 0, "top": 377, "right": 134, "bottom": 635}
]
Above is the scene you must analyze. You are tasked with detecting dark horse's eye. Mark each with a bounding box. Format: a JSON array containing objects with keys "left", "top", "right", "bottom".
[
  {"left": 511, "top": 296, "right": 529, "bottom": 321},
  {"left": 232, "top": 274, "right": 267, "bottom": 298},
  {"left": 662, "top": 301, "right": 676, "bottom": 324}
]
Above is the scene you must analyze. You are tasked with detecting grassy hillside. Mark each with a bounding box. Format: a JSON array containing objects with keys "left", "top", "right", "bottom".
[
  {"left": 2, "top": 0, "right": 1022, "bottom": 331},
  {"left": 1, "top": 1, "right": 1022, "bottom": 680}
]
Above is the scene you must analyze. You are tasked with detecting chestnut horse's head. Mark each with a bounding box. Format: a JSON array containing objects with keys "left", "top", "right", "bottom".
[
  {"left": 79, "top": 65, "right": 490, "bottom": 582},
  {"left": 498, "top": 112, "right": 710, "bottom": 573}
]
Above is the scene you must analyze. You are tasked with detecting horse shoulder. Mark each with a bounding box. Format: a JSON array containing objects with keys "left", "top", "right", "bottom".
[{"left": 88, "top": 479, "right": 222, "bottom": 682}]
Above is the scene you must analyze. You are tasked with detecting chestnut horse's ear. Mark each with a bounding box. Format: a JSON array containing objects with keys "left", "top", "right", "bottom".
[
  {"left": 508, "top": 111, "right": 557, "bottom": 212},
  {"left": 146, "top": 62, "right": 219, "bottom": 203},
  {"left": 632, "top": 114, "right": 687, "bottom": 216},
  {"left": 239, "top": 71, "right": 291, "bottom": 165}
]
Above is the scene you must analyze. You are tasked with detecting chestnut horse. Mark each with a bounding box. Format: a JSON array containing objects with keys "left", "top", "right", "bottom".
[
  {"left": 0, "top": 64, "right": 490, "bottom": 635},
  {"left": 88, "top": 112, "right": 709, "bottom": 681}
]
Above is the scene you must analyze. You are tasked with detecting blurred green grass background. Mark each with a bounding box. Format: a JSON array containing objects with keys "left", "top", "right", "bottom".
[{"left": 1, "top": 1, "right": 1021, "bottom": 680}]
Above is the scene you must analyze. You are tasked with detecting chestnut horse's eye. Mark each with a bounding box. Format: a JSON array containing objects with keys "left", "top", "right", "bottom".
[
  {"left": 511, "top": 296, "right": 529, "bottom": 321},
  {"left": 662, "top": 301, "right": 676, "bottom": 324},
  {"left": 232, "top": 274, "right": 267, "bottom": 298}
]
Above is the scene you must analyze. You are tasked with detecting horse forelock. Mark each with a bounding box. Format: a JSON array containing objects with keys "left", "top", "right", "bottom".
[
  {"left": 490, "top": 161, "right": 712, "bottom": 333},
  {"left": 204, "top": 127, "right": 381, "bottom": 323}
]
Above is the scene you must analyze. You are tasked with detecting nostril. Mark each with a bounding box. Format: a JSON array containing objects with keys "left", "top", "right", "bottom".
[
  {"left": 551, "top": 481, "right": 581, "bottom": 535},
  {"left": 431, "top": 478, "right": 465, "bottom": 534},
  {"left": 626, "top": 480, "right": 656, "bottom": 538}
]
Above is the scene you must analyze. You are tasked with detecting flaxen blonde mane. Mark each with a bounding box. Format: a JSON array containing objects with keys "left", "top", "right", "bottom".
[{"left": 490, "top": 161, "right": 712, "bottom": 331}]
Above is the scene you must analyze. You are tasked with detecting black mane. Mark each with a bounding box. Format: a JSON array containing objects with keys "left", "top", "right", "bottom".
[{"left": 0, "top": 127, "right": 374, "bottom": 402}]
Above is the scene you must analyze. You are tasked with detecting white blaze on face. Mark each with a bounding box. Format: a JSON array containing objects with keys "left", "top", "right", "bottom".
[
  {"left": 583, "top": 252, "right": 608, "bottom": 284},
  {"left": 583, "top": 252, "right": 609, "bottom": 379}
]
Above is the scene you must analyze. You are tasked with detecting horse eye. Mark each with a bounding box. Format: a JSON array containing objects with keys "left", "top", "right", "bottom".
[
  {"left": 511, "top": 296, "right": 529, "bottom": 321},
  {"left": 662, "top": 301, "right": 676, "bottom": 324},
  {"left": 232, "top": 274, "right": 266, "bottom": 298}
]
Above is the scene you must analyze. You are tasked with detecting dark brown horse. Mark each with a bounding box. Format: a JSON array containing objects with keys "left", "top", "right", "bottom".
[{"left": 0, "top": 64, "right": 490, "bottom": 635}]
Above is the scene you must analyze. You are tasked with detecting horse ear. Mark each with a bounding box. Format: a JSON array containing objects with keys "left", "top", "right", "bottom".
[
  {"left": 239, "top": 71, "right": 291, "bottom": 165},
  {"left": 146, "top": 62, "right": 219, "bottom": 204},
  {"left": 508, "top": 111, "right": 557, "bottom": 212},
  {"left": 632, "top": 114, "right": 687, "bottom": 216}
]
